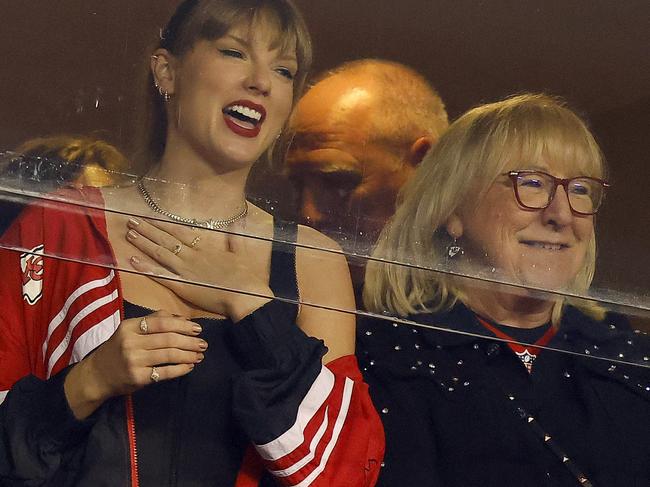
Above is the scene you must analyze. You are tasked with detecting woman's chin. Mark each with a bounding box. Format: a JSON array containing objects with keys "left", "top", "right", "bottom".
[{"left": 515, "top": 268, "right": 576, "bottom": 295}]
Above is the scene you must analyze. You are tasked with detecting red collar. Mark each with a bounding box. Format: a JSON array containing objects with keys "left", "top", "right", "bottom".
[{"left": 476, "top": 316, "right": 556, "bottom": 372}]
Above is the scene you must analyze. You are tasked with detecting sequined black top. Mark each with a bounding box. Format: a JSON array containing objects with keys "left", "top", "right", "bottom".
[{"left": 358, "top": 303, "right": 650, "bottom": 487}]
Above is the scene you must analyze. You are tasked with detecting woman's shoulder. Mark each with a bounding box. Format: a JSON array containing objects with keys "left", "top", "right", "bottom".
[
  {"left": 0, "top": 186, "right": 116, "bottom": 268},
  {"left": 294, "top": 224, "right": 352, "bottom": 292},
  {"left": 295, "top": 223, "right": 341, "bottom": 251},
  {"left": 3, "top": 186, "right": 104, "bottom": 234}
]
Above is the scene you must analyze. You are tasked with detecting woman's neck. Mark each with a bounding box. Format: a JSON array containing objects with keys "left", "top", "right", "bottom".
[
  {"left": 462, "top": 285, "right": 554, "bottom": 329},
  {"left": 145, "top": 146, "right": 250, "bottom": 221}
]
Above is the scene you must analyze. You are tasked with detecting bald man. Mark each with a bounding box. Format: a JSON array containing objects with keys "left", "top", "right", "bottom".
[{"left": 286, "top": 59, "right": 449, "bottom": 290}]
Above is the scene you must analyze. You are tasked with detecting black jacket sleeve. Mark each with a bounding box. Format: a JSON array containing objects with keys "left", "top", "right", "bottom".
[
  {"left": 0, "top": 367, "right": 95, "bottom": 486},
  {"left": 227, "top": 299, "right": 327, "bottom": 444}
]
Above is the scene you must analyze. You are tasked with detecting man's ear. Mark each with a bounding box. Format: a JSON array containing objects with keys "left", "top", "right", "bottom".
[
  {"left": 151, "top": 49, "right": 177, "bottom": 96},
  {"left": 407, "top": 136, "right": 433, "bottom": 166},
  {"left": 445, "top": 213, "right": 464, "bottom": 240}
]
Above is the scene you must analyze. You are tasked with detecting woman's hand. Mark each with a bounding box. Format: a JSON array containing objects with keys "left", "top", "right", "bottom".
[
  {"left": 64, "top": 310, "right": 206, "bottom": 420},
  {"left": 124, "top": 217, "right": 272, "bottom": 321}
]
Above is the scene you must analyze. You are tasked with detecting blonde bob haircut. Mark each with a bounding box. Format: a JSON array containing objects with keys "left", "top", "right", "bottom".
[{"left": 364, "top": 93, "right": 607, "bottom": 323}]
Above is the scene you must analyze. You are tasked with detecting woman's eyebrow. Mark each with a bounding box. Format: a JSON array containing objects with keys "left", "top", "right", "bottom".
[
  {"left": 518, "top": 163, "right": 549, "bottom": 171},
  {"left": 221, "top": 34, "right": 297, "bottom": 63},
  {"left": 222, "top": 34, "right": 250, "bottom": 47}
]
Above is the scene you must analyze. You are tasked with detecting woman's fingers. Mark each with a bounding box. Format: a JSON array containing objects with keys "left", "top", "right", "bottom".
[
  {"left": 128, "top": 217, "right": 200, "bottom": 247},
  {"left": 127, "top": 227, "right": 183, "bottom": 272},
  {"left": 143, "top": 363, "right": 196, "bottom": 383},
  {"left": 133, "top": 312, "right": 201, "bottom": 336},
  {"left": 146, "top": 348, "right": 205, "bottom": 366},
  {"left": 142, "top": 331, "right": 208, "bottom": 353}
]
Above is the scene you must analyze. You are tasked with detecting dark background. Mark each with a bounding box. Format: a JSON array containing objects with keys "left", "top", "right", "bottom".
[{"left": 0, "top": 0, "right": 648, "bottom": 309}]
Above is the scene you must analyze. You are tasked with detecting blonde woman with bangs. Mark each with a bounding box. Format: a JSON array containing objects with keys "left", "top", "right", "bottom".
[
  {"left": 360, "top": 94, "right": 650, "bottom": 487},
  {"left": 0, "top": 1, "right": 384, "bottom": 485}
]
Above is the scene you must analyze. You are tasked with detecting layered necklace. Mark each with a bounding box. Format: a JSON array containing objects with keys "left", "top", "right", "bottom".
[{"left": 137, "top": 179, "right": 248, "bottom": 230}]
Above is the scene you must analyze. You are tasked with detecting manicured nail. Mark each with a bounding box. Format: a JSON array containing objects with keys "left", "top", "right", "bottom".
[
  {"left": 128, "top": 218, "right": 140, "bottom": 227},
  {"left": 127, "top": 230, "right": 139, "bottom": 240},
  {"left": 192, "top": 324, "right": 203, "bottom": 334},
  {"left": 130, "top": 255, "right": 141, "bottom": 265},
  {"left": 199, "top": 340, "right": 208, "bottom": 351},
  {"left": 196, "top": 353, "right": 205, "bottom": 363}
]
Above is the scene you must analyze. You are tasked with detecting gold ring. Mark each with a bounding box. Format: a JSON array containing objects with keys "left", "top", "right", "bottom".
[
  {"left": 139, "top": 317, "right": 148, "bottom": 334},
  {"left": 150, "top": 366, "right": 160, "bottom": 383},
  {"left": 189, "top": 236, "right": 201, "bottom": 249},
  {"left": 171, "top": 243, "right": 183, "bottom": 255}
]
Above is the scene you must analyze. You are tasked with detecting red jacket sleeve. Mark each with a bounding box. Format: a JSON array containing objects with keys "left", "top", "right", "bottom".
[
  {"left": 228, "top": 300, "right": 385, "bottom": 487},
  {"left": 0, "top": 211, "right": 38, "bottom": 402},
  {"left": 259, "top": 355, "right": 385, "bottom": 487}
]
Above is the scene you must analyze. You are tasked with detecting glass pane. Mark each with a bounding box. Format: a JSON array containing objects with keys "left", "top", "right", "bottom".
[{"left": 0, "top": 2, "right": 648, "bottom": 486}]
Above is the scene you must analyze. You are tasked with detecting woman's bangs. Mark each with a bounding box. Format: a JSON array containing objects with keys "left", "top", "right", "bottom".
[
  {"left": 503, "top": 113, "right": 604, "bottom": 179},
  {"left": 191, "top": 4, "right": 300, "bottom": 71},
  {"left": 250, "top": 7, "right": 299, "bottom": 58}
]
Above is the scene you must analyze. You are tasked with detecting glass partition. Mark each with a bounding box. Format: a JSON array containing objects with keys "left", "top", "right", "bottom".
[{"left": 0, "top": 1, "right": 648, "bottom": 485}]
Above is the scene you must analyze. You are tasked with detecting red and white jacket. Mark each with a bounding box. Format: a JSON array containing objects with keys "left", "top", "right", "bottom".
[{"left": 0, "top": 189, "right": 385, "bottom": 487}]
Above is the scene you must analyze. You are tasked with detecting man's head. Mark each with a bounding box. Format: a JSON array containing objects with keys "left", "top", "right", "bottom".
[{"left": 286, "top": 59, "right": 448, "bottom": 261}]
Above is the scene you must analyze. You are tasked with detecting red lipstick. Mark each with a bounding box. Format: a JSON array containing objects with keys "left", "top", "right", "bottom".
[{"left": 222, "top": 100, "right": 267, "bottom": 138}]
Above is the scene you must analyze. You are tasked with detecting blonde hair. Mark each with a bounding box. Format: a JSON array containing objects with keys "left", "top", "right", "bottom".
[
  {"left": 15, "top": 135, "right": 130, "bottom": 187},
  {"left": 364, "top": 93, "right": 607, "bottom": 322}
]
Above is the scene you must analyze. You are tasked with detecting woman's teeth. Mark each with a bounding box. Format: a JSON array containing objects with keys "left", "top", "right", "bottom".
[
  {"left": 523, "top": 241, "right": 566, "bottom": 251},
  {"left": 225, "top": 105, "right": 262, "bottom": 124}
]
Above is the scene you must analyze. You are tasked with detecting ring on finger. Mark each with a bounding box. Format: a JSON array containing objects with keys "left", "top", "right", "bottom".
[
  {"left": 139, "top": 316, "right": 148, "bottom": 334},
  {"left": 150, "top": 366, "right": 160, "bottom": 383},
  {"left": 171, "top": 243, "right": 183, "bottom": 256},
  {"left": 189, "top": 236, "right": 201, "bottom": 249}
]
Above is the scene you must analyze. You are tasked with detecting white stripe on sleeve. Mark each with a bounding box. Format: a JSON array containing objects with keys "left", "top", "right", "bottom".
[
  {"left": 47, "top": 289, "right": 119, "bottom": 377},
  {"left": 256, "top": 366, "right": 335, "bottom": 461},
  {"left": 69, "top": 310, "right": 121, "bottom": 364},
  {"left": 290, "top": 377, "right": 354, "bottom": 487},
  {"left": 42, "top": 270, "right": 115, "bottom": 358},
  {"left": 269, "top": 407, "right": 330, "bottom": 478}
]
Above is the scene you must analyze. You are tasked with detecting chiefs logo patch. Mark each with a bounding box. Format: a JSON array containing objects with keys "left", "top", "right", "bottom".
[{"left": 20, "top": 245, "right": 45, "bottom": 305}]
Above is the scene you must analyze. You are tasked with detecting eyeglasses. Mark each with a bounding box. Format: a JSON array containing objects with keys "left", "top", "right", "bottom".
[{"left": 505, "top": 170, "right": 610, "bottom": 216}]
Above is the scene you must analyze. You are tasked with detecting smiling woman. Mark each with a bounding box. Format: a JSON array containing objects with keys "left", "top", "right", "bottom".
[
  {"left": 0, "top": 1, "right": 384, "bottom": 486},
  {"left": 360, "top": 94, "right": 650, "bottom": 487}
]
